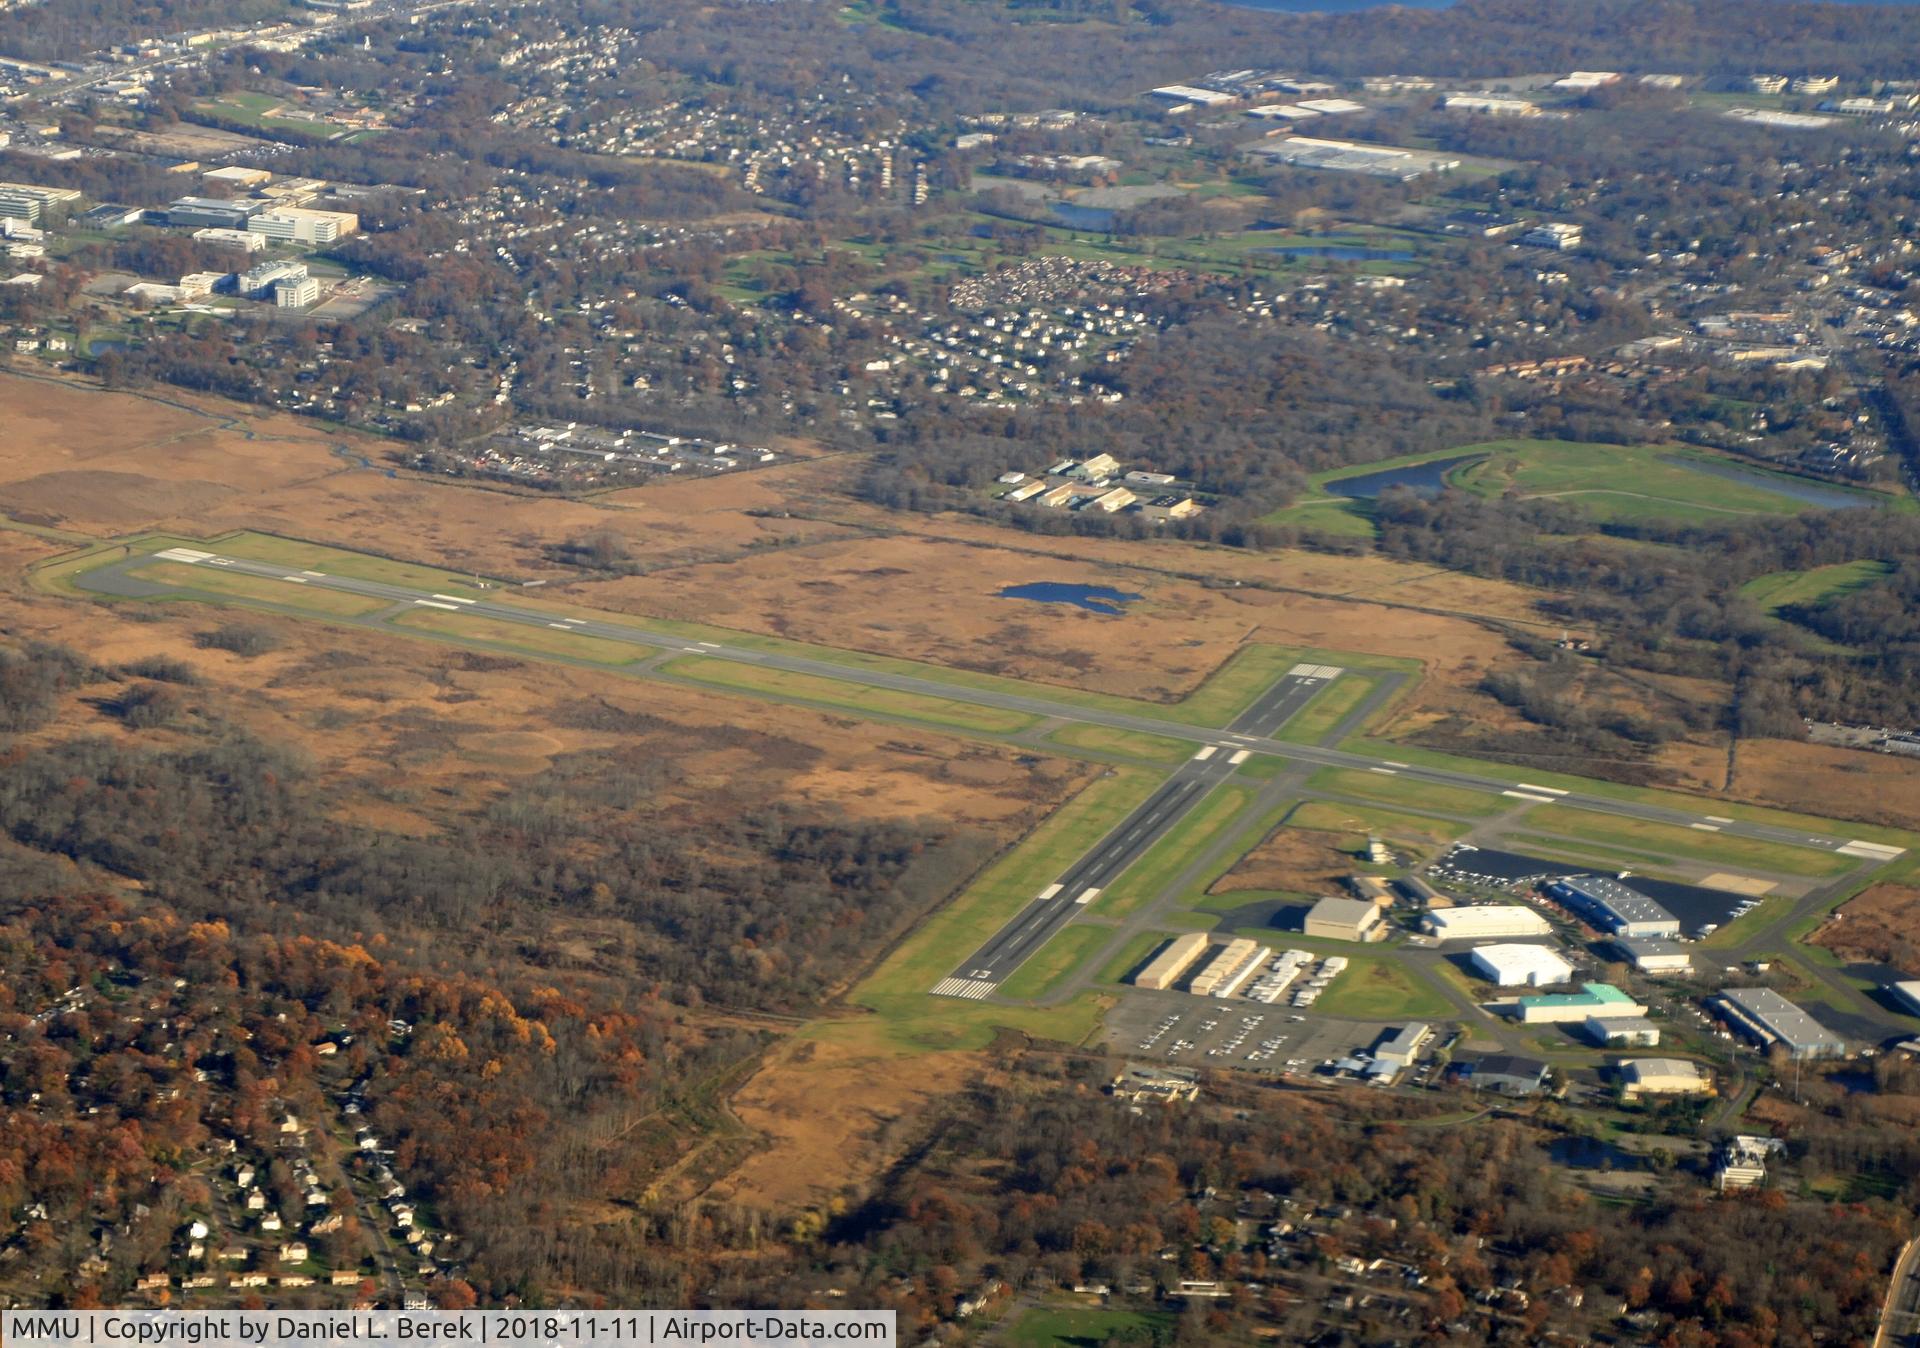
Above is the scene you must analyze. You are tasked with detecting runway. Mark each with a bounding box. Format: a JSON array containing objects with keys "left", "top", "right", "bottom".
[
  {"left": 89, "top": 548, "right": 1893, "bottom": 896},
  {"left": 933, "top": 670, "right": 1338, "bottom": 999}
]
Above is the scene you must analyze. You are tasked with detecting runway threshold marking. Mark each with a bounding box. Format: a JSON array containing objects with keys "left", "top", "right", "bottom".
[
  {"left": 1193, "top": 745, "right": 1217, "bottom": 761},
  {"left": 414, "top": 599, "right": 460, "bottom": 611},
  {"left": 430, "top": 594, "right": 476, "bottom": 605},
  {"left": 1503, "top": 790, "right": 1558, "bottom": 804},
  {"left": 1037, "top": 884, "right": 1063, "bottom": 901},
  {"left": 1228, "top": 750, "right": 1250, "bottom": 765},
  {"left": 1368, "top": 767, "right": 1397, "bottom": 775},
  {"left": 280, "top": 576, "right": 309, "bottom": 584},
  {"left": 1075, "top": 887, "right": 1102, "bottom": 906},
  {"left": 1690, "top": 823, "right": 1721, "bottom": 832},
  {"left": 152, "top": 547, "right": 213, "bottom": 563},
  {"left": 1518, "top": 783, "right": 1568, "bottom": 796}
]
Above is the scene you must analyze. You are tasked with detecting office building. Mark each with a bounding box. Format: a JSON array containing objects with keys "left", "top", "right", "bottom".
[
  {"left": 247, "top": 206, "right": 359, "bottom": 246},
  {"left": 169, "top": 196, "right": 266, "bottom": 231},
  {"left": 273, "top": 275, "right": 320, "bottom": 308}
]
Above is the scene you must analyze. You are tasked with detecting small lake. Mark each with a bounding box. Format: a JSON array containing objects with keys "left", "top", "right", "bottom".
[
  {"left": 1258, "top": 245, "right": 1415, "bottom": 261},
  {"left": 1051, "top": 202, "right": 1117, "bottom": 230},
  {"left": 1659, "top": 455, "right": 1876, "bottom": 511},
  {"left": 1323, "top": 454, "right": 1481, "bottom": 501},
  {"left": 1001, "top": 582, "right": 1143, "bottom": 615}
]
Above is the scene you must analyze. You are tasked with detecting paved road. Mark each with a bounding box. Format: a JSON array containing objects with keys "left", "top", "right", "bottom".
[
  {"left": 934, "top": 670, "right": 1336, "bottom": 998},
  {"left": 1877, "top": 1238, "right": 1920, "bottom": 1348},
  {"left": 89, "top": 548, "right": 1900, "bottom": 867}
]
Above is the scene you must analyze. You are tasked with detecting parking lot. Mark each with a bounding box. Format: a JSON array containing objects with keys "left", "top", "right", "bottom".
[{"left": 1103, "top": 991, "right": 1398, "bottom": 1080}]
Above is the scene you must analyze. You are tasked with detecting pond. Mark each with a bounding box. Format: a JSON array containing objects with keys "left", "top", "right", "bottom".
[
  {"left": 1323, "top": 454, "right": 1482, "bottom": 501},
  {"left": 1258, "top": 245, "right": 1415, "bottom": 262},
  {"left": 1051, "top": 202, "right": 1117, "bottom": 230},
  {"left": 1658, "top": 454, "right": 1878, "bottom": 511},
  {"left": 1000, "top": 581, "right": 1143, "bottom": 615}
]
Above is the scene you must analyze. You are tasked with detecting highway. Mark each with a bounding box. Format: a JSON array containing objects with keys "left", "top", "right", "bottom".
[
  {"left": 933, "top": 669, "right": 1338, "bottom": 998},
  {"left": 98, "top": 547, "right": 1901, "bottom": 870}
]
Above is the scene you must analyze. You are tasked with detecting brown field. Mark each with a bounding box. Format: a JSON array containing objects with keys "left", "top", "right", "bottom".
[
  {"left": 712, "top": 1038, "right": 989, "bottom": 1211},
  {"left": 1808, "top": 883, "right": 1920, "bottom": 975},
  {"left": 0, "top": 373, "right": 348, "bottom": 532},
  {"left": 1211, "top": 824, "right": 1355, "bottom": 896},
  {"left": 1718, "top": 738, "right": 1920, "bottom": 831}
]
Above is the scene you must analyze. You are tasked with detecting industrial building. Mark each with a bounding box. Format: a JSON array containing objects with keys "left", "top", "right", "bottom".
[
  {"left": 1374, "top": 1023, "right": 1432, "bottom": 1069},
  {"left": 169, "top": 196, "right": 267, "bottom": 231},
  {"left": 1442, "top": 94, "right": 1541, "bottom": 117},
  {"left": 1421, "top": 905, "right": 1550, "bottom": 940},
  {"left": 1521, "top": 222, "right": 1583, "bottom": 251},
  {"left": 203, "top": 165, "right": 274, "bottom": 189},
  {"left": 247, "top": 207, "right": 359, "bottom": 246},
  {"left": 1470, "top": 943, "right": 1574, "bottom": 988},
  {"left": 1619, "top": 1058, "right": 1713, "bottom": 1099},
  {"left": 1190, "top": 939, "right": 1270, "bottom": 998},
  {"left": 1584, "top": 1017, "right": 1660, "bottom": 1047},
  {"left": 1890, "top": 981, "right": 1920, "bottom": 1018},
  {"left": 1348, "top": 875, "right": 1393, "bottom": 904},
  {"left": 1251, "top": 135, "right": 1460, "bottom": 180},
  {"left": 1546, "top": 875, "right": 1680, "bottom": 939},
  {"left": 1467, "top": 1054, "right": 1549, "bottom": 1097},
  {"left": 193, "top": 227, "right": 267, "bottom": 253},
  {"left": 1610, "top": 937, "right": 1692, "bottom": 975},
  {"left": 1714, "top": 987, "right": 1849, "bottom": 1059},
  {"left": 1395, "top": 875, "right": 1441, "bottom": 906},
  {"left": 1303, "top": 896, "right": 1383, "bottom": 942},
  {"left": 1512, "top": 982, "right": 1644, "bottom": 1024},
  {"left": 1134, "top": 933, "right": 1209, "bottom": 991}
]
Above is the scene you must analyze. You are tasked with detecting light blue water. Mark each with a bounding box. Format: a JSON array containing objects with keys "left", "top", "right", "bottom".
[
  {"left": 1000, "top": 582, "right": 1144, "bottom": 615},
  {"left": 1658, "top": 454, "right": 1877, "bottom": 510}
]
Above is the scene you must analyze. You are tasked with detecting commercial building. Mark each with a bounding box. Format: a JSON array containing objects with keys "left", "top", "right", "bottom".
[
  {"left": 1513, "top": 982, "right": 1644, "bottom": 1025},
  {"left": 1619, "top": 1058, "right": 1712, "bottom": 1099},
  {"left": 1374, "top": 1023, "right": 1432, "bottom": 1069},
  {"left": 1422, "top": 905, "right": 1550, "bottom": 940},
  {"left": 1303, "top": 896, "right": 1383, "bottom": 942},
  {"left": 1714, "top": 987, "right": 1849, "bottom": 1059},
  {"left": 1004, "top": 480, "right": 1045, "bottom": 503},
  {"left": 273, "top": 275, "right": 320, "bottom": 308},
  {"left": 0, "top": 181, "right": 81, "bottom": 225},
  {"left": 168, "top": 196, "right": 267, "bottom": 231},
  {"left": 1148, "top": 85, "right": 1236, "bottom": 108},
  {"left": 1715, "top": 1135, "right": 1784, "bottom": 1190},
  {"left": 1521, "top": 222, "right": 1583, "bottom": 251},
  {"left": 1890, "top": 980, "right": 1920, "bottom": 1018},
  {"left": 1546, "top": 875, "right": 1680, "bottom": 939},
  {"left": 203, "top": 165, "right": 273, "bottom": 188},
  {"left": 1347, "top": 875, "right": 1393, "bottom": 904},
  {"left": 1471, "top": 943, "right": 1574, "bottom": 988},
  {"left": 194, "top": 227, "right": 267, "bottom": 253},
  {"left": 1190, "top": 939, "right": 1270, "bottom": 998},
  {"left": 1070, "top": 452, "right": 1120, "bottom": 481},
  {"left": 1610, "top": 936, "right": 1692, "bottom": 975},
  {"left": 1085, "top": 486, "right": 1136, "bottom": 514},
  {"left": 1585, "top": 1016, "right": 1660, "bottom": 1047},
  {"left": 1134, "top": 932, "right": 1209, "bottom": 991},
  {"left": 247, "top": 206, "right": 359, "bottom": 245},
  {"left": 1467, "top": 1054, "right": 1549, "bottom": 1097},
  {"left": 239, "top": 259, "right": 307, "bottom": 298},
  {"left": 1252, "top": 136, "right": 1459, "bottom": 180},
  {"left": 1442, "top": 95, "right": 1540, "bottom": 118}
]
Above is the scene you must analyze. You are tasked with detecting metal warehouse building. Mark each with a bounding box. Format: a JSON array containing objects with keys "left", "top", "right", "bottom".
[
  {"left": 1610, "top": 936, "right": 1692, "bottom": 975},
  {"left": 1620, "top": 1058, "right": 1713, "bottom": 1098},
  {"left": 1547, "top": 875, "right": 1681, "bottom": 939},
  {"left": 1714, "top": 987, "right": 1849, "bottom": 1059},
  {"left": 1471, "top": 943, "right": 1575, "bottom": 988},
  {"left": 1513, "top": 982, "right": 1645, "bottom": 1024},
  {"left": 1134, "top": 933, "right": 1209, "bottom": 991},
  {"left": 1304, "top": 896, "right": 1384, "bottom": 942},
  {"left": 1422, "top": 905, "right": 1551, "bottom": 940}
]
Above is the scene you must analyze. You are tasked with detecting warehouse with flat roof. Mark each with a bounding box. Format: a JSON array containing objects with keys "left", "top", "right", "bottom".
[
  {"left": 1422, "top": 905, "right": 1551, "bottom": 940},
  {"left": 1304, "top": 897, "right": 1383, "bottom": 942},
  {"left": 1715, "top": 987, "right": 1849, "bottom": 1059},
  {"left": 1619, "top": 1058, "right": 1712, "bottom": 1098},
  {"left": 1512, "top": 982, "right": 1645, "bottom": 1024},
  {"left": 1134, "top": 933, "right": 1208, "bottom": 991},
  {"left": 1610, "top": 937, "right": 1692, "bottom": 975},
  {"left": 1471, "top": 943, "right": 1574, "bottom": 988},
  {"left": 1547, "top": 875, "right": 1681, "bottom": 939}
]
